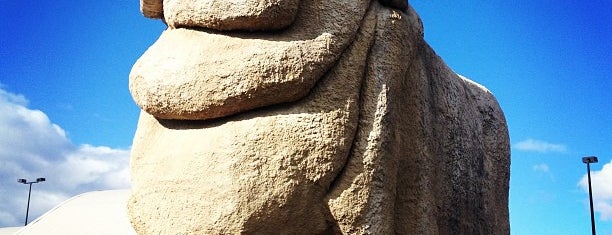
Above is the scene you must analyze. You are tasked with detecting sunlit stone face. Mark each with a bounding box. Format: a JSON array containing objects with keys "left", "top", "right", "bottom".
[
  {"left": 129, "top": 0, "right": 374, "bottom": 233},
  {"left": 130, "top": 0, "right": 371, "bottom": 120},
  {"left": 129, "top": 1, "right": 511, "bottom": 234}
]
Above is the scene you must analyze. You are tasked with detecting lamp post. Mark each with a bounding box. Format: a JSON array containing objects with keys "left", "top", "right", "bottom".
[
  {"left": 18, "top": 177, "right": 46, "bottom": 226},
  {"left": 582, "top": 156, "right": 598, "bottom": 235}
]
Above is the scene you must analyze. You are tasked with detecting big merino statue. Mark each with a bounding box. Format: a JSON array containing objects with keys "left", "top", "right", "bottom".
[{"left": 128, "top": 0, "right": 510, "bottom": 234}]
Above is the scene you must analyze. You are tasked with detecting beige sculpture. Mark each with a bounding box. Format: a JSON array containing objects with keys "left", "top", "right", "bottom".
[{"left": 128, "top": 0, "right": 510, "bottom": 234}]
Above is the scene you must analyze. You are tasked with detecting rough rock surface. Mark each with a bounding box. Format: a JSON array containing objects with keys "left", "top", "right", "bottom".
[
  {"left": 130, "top": 0, "right": 370, "bottom": 120},
  {"left": 140, "top": 0, "right": 162, "bottom": 19},
  {"left": 129, "top": 0, "right": 510, "bottom": 234},
  {"left": 163, "top": 0, "right": 301, "bottom": 31}
]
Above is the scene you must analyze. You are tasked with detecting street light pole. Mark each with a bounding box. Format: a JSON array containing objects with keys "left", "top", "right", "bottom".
[
  {"left": 18, "top": 178, "right": 46, "bottom": 226},
  {"left": 582, "top": 156, "right": 598, "bottom": 235},
  {"left": 25, "top": 182, "right": 33, "bottom": 226}
]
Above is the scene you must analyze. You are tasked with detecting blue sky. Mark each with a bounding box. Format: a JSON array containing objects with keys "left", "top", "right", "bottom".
[{"left": 1, "top": 1, "right": 610, "bottom": 233}]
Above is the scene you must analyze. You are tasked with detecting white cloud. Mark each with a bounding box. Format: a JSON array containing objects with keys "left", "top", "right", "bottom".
[
  {"left": 579, "top": 160, "right": 612, "bottom": 221},
  {"left": 532, "top": 163, "right": 550, "bottom": 173},
  {"left": 514, "top": 138, "right": 567, "bottom": 153},
  {"left": 0, "top": 88, "right": 131, "bottom": 227},
  {"left": 532, "top": 163, "right": 555, "bottom": 182}
]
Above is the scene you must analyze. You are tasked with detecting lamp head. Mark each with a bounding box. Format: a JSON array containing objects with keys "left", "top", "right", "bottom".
[
  {"left": 18, "top": 179, "right": 26, "bottom": 184},
  {"left": 582, "top": 156, "right": 598, "bottom": 164},
  {"left": 36, "top": 178, "right": 46, "bottom": 182}
]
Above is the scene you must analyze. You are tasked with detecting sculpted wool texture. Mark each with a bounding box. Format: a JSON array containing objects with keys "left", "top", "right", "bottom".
[{"left": 128, "top": 0, "right": 510, "bottom": 234}]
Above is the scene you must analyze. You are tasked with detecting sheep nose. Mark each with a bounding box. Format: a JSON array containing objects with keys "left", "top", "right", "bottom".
[{"left": 142, "top": 0, "right": 302, "bottom": 31}]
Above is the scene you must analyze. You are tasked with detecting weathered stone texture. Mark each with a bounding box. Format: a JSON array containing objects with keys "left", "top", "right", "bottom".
[
  {"left": 130, "top": 0, "right": 370, "bottom": 120},
  {"left": 163, "top": 0, "right": 301, "bottom": 31},
  {"left": 129, "top": 0, "right": 510, "bottom": 234},
  {"left": 140, "top": 0, "right": 162, "bottom": 19}
]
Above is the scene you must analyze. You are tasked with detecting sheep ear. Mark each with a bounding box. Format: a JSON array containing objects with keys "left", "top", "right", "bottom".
[
  {"left": 378, "top": 0, "right": 409, "bottom": 12},
  {"left": 141, "top": 0, "right": 163, "bottom": 19}
]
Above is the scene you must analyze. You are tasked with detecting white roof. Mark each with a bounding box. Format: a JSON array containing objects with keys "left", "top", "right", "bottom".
[
  {"left": 0, "top": 227, "right": 22, "bottom": 235},
  {"left": 14, "top": 190, "right": 136, "bottom": 235}
]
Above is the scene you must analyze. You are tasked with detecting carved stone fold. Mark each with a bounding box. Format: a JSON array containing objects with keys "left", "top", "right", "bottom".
[{"left": 129, "top": 1, "right": 510, "bottom": 234}]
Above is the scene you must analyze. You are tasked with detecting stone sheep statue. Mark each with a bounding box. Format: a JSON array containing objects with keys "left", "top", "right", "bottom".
[{"left": 128, "top": 0, "right": 510, "bottom": 234}]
